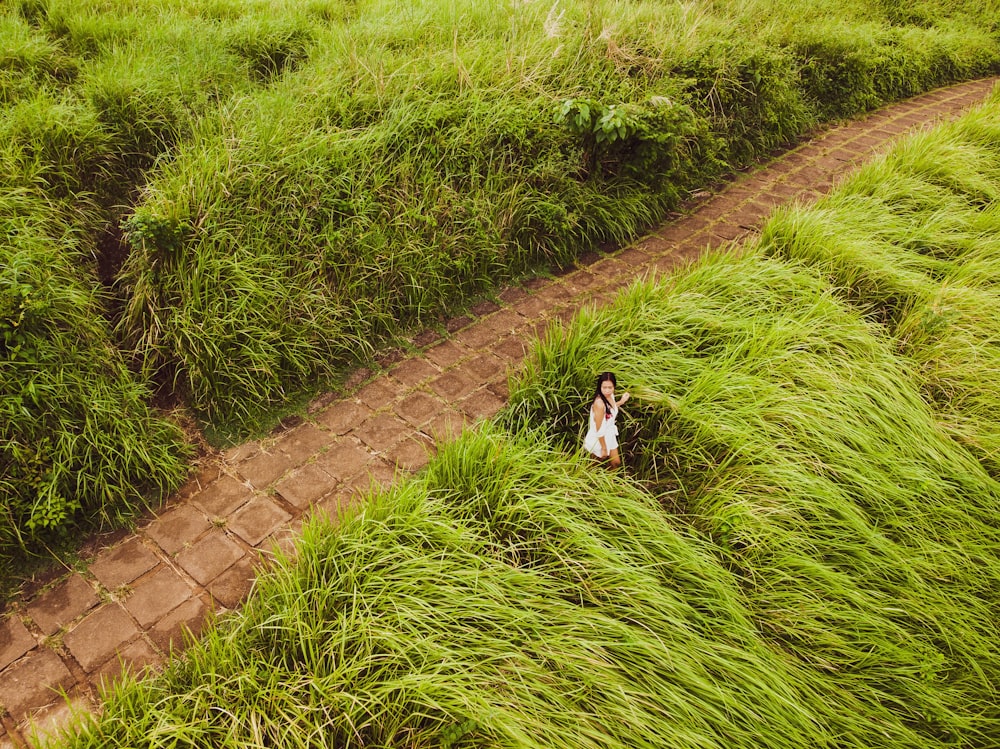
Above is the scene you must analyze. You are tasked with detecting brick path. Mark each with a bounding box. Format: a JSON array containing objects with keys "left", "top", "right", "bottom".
[{"left": 1, "top": 76, "right": 996, "bottom": 748}]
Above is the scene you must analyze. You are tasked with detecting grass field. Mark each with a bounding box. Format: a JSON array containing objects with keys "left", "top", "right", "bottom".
[
  {"left": 4, "top": 0, "right": 1000, "bottom": 574},
  {"left": 49, "top": 89, "right": 1000, "bottom": 749}
]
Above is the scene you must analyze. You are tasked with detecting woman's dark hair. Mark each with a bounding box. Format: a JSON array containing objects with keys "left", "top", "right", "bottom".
[{"left": 593, "top": 372, "right": 616, "bottom": 416}]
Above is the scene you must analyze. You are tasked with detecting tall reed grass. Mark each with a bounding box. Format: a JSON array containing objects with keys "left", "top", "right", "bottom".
[
  {"left": 506, "top": 252, "right": 1000, "bottom": 744},
  {"left": 3, "top": 0, "right": 999, "bottom": 582},
  {"left": 760, "top": 94, "right": 1000, "bottom": 475}
]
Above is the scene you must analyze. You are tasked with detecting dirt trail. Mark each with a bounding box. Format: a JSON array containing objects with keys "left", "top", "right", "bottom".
[{"left": 1, "top": 76, "right": 996, "bottom": 749}]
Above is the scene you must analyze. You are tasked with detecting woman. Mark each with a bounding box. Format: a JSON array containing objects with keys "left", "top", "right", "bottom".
[{"left": 583, "top": 372, "right": 630, "bottom": 468}]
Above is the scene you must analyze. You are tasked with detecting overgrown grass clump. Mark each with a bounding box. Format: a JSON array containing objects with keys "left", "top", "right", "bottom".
[
  {"left": 57, "top": 96, "right": 1000, "bottom": 748},
  {"left": 0, "top": 198, "right": 189, "bottom": 581},
  {"left": 60, "top": 422, "right": 1000, "bottom": 747}
]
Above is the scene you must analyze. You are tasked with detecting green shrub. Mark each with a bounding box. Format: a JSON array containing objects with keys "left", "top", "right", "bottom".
[{"left": 223, "top": 15, "right": 315, "bottom": 82}]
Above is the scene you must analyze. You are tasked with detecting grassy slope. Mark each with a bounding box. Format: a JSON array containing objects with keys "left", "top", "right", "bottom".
[
  {"left": 55, "top": 93, "right": 1000, "bottom": 749},
  {"left": 114, "top": 0, "right": 1000, "bottom": 430}
]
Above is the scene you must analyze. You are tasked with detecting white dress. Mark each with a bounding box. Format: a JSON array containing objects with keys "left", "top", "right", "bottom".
[{"left": 583, "top": 400, "right": 619, "bottom": 457}]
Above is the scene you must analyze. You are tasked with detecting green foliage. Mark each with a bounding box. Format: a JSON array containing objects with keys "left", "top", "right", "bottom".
[
  {"left": 554, "top": 93, "right": 722, "bottom": 191},
  {"left": 673, "top": 39, "right": 813, "bottom": 164},
  {"left": 0, "top": 206, "right": 189, "bottom": 569},
  {"left": 760, "top": 98, "right": 1000, "bottom": 475}
]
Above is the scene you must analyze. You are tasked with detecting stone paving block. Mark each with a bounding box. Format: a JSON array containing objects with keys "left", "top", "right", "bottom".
[
  {"left": 411, "top": 328, "right": 443, "bottom": 348},
  {"left": 483, "top": 307, "right": 525, "bottom": 334},
  {"left": 511, "top": 293, "right": 549, "bottom": 318},
  {"left": 429, "top": 369, "right": 479, "bottom": 401},
  {"left": 615, "top": 246, "right": 653, "bottom": 267},
  {"left": 444, "top": 315, "right": 473, "bottom": 333},
  {"left": 893, "top": 111, "right": 930, "bottom": 127},
  {"left": 175, "top": 533, "right": 246, "bottom": 587},
  {"left": 464, "top": 351, "right": 505, "bottom": 382},
  {"left": 389, "top": 357, "right": 439, "bottom": 389},
  {"left": 195, "top": 473, "right": 254, "bottom": 517},
  {"left": 123, "top": 566, "right": 193, "bottom": 628},
  {"left": 0, "top": 616, "right": 35, "bottom": 670},
  {"left": 533, "top": 281, "right": 570, "bottom": 307},
  {"left": 766, "top": 181, "right": 803, "bottom": 200},
  {"left": 425, "top": 339, "right": 467, "bottom": 369},
  {"left": 452, "top": 319, "right": 505, "bottom": 350},
  {"left": 63, "top": 604, "right": 138, "bottom": 673},
  {"left": 487, "top": 379, "right": 510, "bottom": 401},
  {"left": 235, "top": 449, "right": 297, "bottom": 491},
  {"left": 274, "top": 462, "right": 338, "bottom": 510},
  {"left": 470, "top": 299, "right": 501, "bottom": 316},
  {"left": 388, "top": 436, "right": 434, "bottom": 473},
  {"left": 176, "top": 461, "right": 223, "bottom": 500},
  {"left": 457, "top": 389, "right": 506, "bottom": 421},
  {"left": 354, "top": 412, "right": 410, "bottom": 452},
  {"left": 94, "top": 638, "right": 160, "bottom": 693},
  {"left": 223, "top": 441, "right": 260, "bottom": 464},
  {"left": 728, "top": 205, "right": 768, "bottom": 230},
  {"left": 89, "top": 538, "right": 159, "bottom": 590},
  {"left": 0, "top": 648, "right": 74, "bottom": 721},
  {"left": 274, "top": 424, "right": 336, "bottom": 460},
  {"left": 315, "top": 490, "right": 359, "bottom": 524},
  {"left": 426, "top": 408, "right": 468, "bottom": 445},
  {"left": 342, "top": 458, "right": 398, "bottom": 498},
  {"left": 850, "top": 132, "right": 884, "bottom": 149},
  {"left": 356, "top": 378, "right": 397, "bottom": 411},
  {"left": 795, "top": 163, "right": 839, "bottom": 187},
  {"left": 526, "top": 317, "right": 552, "bottom": 340},
  {"left": 491, "top": 334, "right": 528, "bottom": 365},
  {"left": 146, "top": 504, "right": 212, "bottom": 556},
  {"left": 25, "top": 575, "right": 99, "bottom": 637},
  {"left": 563, "top": 270, "right": 603, "bottom": 295},
  {"left": 586, "top": 257, "right": 627, "bottom": 281},
  {"left": 229, "top": 496, "right": 292, "bottom": 546},
  {"left": 21, "top": 694, "right": 93, "bottom": 749},
  {"left": 396, "top": 390, "right": 443, "bottom": 427},
  {"left": 497, "top": 285, "right": 528, "bottom": 304},
  {"left": 207, "top": 557, "right": 257, "bottom": 610},
  {"left": 711, "top": 222, "right": 750, "bottom": 242},
  {"left": 148, "top": 597, "right": 209, "bottom": 655},
  {"left": 313, "top": 439, "right": 373, "bottom": 483},
  {"left": 316, "top": 399, "right": 373, "bottom": 435}
]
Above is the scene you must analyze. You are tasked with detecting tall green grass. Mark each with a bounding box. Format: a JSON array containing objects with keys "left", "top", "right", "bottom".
[
  {"left": 506, "top": 253, "right": 1000, "bottom": 744},
  {"left": 2, "top": 0, "right": 999, "bottom": 580},
  {"left": 0, "top": 198, "right": 190, "bottom": 581},
  {"left": 760, "top": 96, "right": 1000, "bottom": 474},
  {"left": 58, "top": 415, "right": 1000, "bottom": 746}
]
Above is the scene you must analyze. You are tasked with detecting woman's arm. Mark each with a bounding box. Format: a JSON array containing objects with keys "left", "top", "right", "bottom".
[{"left": 616, "top": 392, "right": 630, "bottom": 407}]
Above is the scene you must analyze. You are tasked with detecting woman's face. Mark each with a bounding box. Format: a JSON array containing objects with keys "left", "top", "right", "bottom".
[{"left": 600, "top": 379, "right": 615, "bottom": 400}]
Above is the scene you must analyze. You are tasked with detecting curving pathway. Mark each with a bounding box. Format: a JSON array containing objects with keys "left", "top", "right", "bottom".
[{"left": 1, "top": 76, "right": 997, "bottom": 749}]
